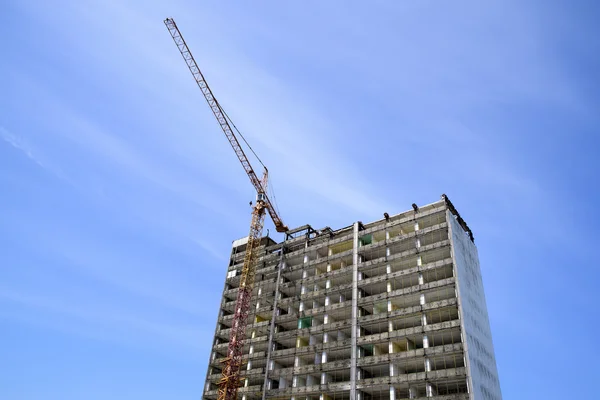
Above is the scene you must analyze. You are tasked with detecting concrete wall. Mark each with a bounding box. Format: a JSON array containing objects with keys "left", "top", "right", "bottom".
[{"left": 448, "top": 211, "right": 502, "bottom": 400}]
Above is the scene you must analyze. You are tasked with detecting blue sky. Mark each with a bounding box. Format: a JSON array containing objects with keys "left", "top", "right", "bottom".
[{"left": 1, "top": 1, "right": 598, "bottom": 399}]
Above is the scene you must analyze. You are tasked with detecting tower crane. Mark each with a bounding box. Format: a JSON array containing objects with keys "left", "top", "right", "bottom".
[{"left": 164, "top": 18, "right": 288, "bottom": 400}]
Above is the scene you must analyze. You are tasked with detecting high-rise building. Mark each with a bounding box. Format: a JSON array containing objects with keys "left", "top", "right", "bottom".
[{"left": 203, "top": 195, "right": 502, "bottom": 400}]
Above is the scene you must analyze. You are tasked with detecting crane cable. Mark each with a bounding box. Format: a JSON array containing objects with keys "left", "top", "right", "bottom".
[
  {"left": 215, "top": 97, "right": 283, "bottom": 217},
  {"left": 216, "top": 98, "right": 266, "bottom": 171}
]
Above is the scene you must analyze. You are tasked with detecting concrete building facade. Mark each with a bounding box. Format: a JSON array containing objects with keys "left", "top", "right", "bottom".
[{"left": 204, "top": 195, "right": 502, "bottom": 400}]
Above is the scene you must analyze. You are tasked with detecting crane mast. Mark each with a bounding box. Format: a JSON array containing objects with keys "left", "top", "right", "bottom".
[{"left": 164, "top": 18, "right": 287, "bottom": 400}]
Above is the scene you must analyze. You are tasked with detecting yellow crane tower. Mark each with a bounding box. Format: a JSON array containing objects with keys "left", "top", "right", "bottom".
[{"left": 164, "top": 17, "right": 288, "bottom": 400}]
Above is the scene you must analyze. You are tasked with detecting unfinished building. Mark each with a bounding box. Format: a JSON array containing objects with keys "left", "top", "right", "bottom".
[{"left": 204, "top": 195, "right": 502, "bottom": 400}]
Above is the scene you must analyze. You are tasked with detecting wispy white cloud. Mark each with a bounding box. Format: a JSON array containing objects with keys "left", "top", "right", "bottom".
[
  {"left": 192, "top": 238, "right": 229, "bottom": 262},
  {"left": 14, "top": 0, "right": 393, "bottom": 222},
  {"left": 1, "top": 127, "right": 43, "bottom": 166},
  {"left": 0, "top": 126, "right": 71, "bottom": 183},
  {"left": 41, "top": 228, "right": 208, "bottom": 317},
  {"left": 0, "top": 287, "right": 206, "bottom": 356}
]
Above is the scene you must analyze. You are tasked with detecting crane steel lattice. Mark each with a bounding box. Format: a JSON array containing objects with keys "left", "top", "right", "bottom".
[{"left": 164, "top": 18, "right": 288, "bottom": 400}]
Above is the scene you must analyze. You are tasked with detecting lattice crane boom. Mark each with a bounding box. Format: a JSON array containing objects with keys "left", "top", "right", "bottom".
[
  {"left": 164, "top": 17, "right": 287, "bottom": 233},
  {"left": 164, "top": 17, "right": 287, "bottom": 400}
]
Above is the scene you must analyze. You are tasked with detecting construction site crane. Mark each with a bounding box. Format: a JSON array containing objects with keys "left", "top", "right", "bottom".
[{"left": 164, "top": 18, "right": 288, "bottom": 400}]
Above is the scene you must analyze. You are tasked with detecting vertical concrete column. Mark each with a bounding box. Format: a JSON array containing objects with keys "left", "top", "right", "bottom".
[
  {"left": 386, "top": 264, "right": 392, "bottom": 274},
  {"left": 408, "top": 386, "right": 417, "bottom": 399},
  {"left": 426, "top": 382, "right": 436, "bottom": 397},
  {"left": 262, "top": 250, "right": 286, "bottom": 400},
  {"left": 389, "top": 386, "right": 397, "bottom": 400},
  {"left": 301, "top": 268, "right": 308, "bottom": 302},
  {"left": 418, "top": 272, "right": 424, "bottom": 285},
  {"left": 350, "top": 222, "right": 359, "bottom": 400},
  {"left": 310, "top": 352, "right": 318, "bottom": 366},
  {"left": 420, "top": 283, "right": 428, "bottom": 355},
  {"left": 424, "top": 357, "right": 431, "bottom": 372}
]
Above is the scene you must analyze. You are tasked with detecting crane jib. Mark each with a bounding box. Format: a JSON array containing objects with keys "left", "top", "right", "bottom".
[{"left": 164, "top": 18, "right": 287, "bottom": 233}]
